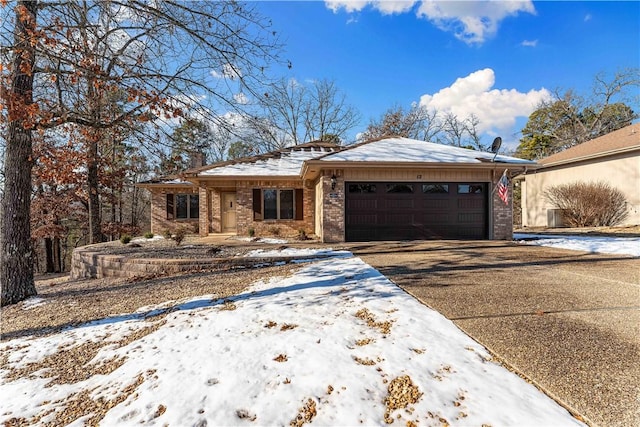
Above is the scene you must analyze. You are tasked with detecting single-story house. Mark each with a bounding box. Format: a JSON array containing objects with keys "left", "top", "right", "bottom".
[
  {"left": 138, "top": 137, "right": 536, "bottom": 242},
  {"left": 519, "top": 123, "right": 640, "bottom": 228}
]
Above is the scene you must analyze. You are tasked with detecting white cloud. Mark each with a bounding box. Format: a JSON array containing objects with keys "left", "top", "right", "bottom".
[
  {"left": 325, "top": 0, "right": 373, "bottom": 13},
  {"left": 234, "top": 92, "right": 249, "bottom": 105},
  {"left": 419, "top": 68, "right": 551, "bottom": 135},
  {"left": 210, "top": 63, "right": 242, "bottom": 80},
  {"left": 416, "top": 0, "right": 536, "bottom": 44},
  {"left": 326, "top": 0, "right": 418, "bottom": 15},
  {"left": 521, "top": 39, "right": 538, "bottom": 47},
  {"left": 325, "top": 0, "right": 536, "bottom": 44},
  {"left": 346, "top": 15, "right": 359, "bottom": 24}
]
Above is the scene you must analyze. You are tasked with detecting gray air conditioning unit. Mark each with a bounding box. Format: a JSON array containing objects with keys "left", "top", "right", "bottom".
[{"left": 547, "top": 209, "right": 565, "bottom": 228}]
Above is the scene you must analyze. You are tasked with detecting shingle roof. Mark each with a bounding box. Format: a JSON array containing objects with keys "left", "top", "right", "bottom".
[
  {"left": 196, "top": 141, "right": 340, "bottom": 177},
  {"left": 539, "top": 123, "right": 640, "bottom": 166},
  {"left": 318, "top": 137, "right": 535, "bottom": 165}
]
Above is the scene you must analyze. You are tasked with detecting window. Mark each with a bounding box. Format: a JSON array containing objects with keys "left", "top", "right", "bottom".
[
  {"left": 253, "top": 188, "right": 303, "bottom": 221},
  {"left": 386, "top": 183, "right": 414, "bottom": 193},
  {"left": 349, "top": 184, "right": 377, "bottom": 193},
  {"left": 458, "top": 184, "right": 484, "bottom": 194},
  {"left": 422, "top": 184, "right": 449, "bottom": 194},
  {"left": 166, "top": 193, "right": 199, "bottom": 219}
]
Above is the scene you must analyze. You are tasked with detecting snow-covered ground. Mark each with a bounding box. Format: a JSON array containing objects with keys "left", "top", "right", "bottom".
[
  {"left": 1, "top": 251, "right": 584, "bottom": 426},
  {"left": 514, "top": 233, "right": 640, "bottom": 257}
]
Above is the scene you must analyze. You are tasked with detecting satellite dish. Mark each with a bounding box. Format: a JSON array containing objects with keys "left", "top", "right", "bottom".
[
  {"left": 491, "top": 137, "right": 502, "bottom": 153},
  {"left": 491, "top": 136, "right": 502, "bottom": 162}
]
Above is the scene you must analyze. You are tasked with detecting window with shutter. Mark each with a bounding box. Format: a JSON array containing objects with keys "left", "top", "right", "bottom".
[
  {"left": 166, "top": 194, "right": 174, "bottom": 219},
  {"left": 252, "top": 189, "right": 263, "bottom": 220}
]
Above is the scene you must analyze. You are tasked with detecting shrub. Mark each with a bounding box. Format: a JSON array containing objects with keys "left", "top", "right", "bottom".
[
  {"left": 545, "top": 181, "right": 628, "bottom": 227},
  {"left": 172, "top": 227, "right": 187, "bottom": 246},
  {"left": 268, "top": 226, "right": 281, "bottom": 236},
  {"left": 120, "top": 234, "right": 132, "bottom": 244},
  {"left": 297, "top": 229, "right": 308, "bottom": 241},
  {"left": 144, "top": 231, "right": 154, "bottom": 239},
  {"left": 248, "top": 227, "right": 255, "bottom": 237},
  {"left": 163, "top": 228, "right": 173, "bottom": 239}
]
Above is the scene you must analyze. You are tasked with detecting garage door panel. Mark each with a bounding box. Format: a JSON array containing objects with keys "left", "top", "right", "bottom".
[
  {"left": 347, "top": 199, "right": 378, "bottom": 210},
  {"left": 346, "top": 214, "right": 377, "bottom": 225},
  {"left": 420, "top": 213, "right": 450, "bottom": 223},
  {"left": 419, "top": 199, "right": 450, "bottom": 209},
  {"left": 381, "top": 213, "right": 414, "bottom": 224},
  {"left": 345, "top": 182, "right": 487, "bottom": 241},
  {"left": 457, "top": 198, "right": 484, "bottom": 209},
  {"left": 458, "top": 212, "right": 484, "bottom": 223},
  {"left": 381, "top": 199, "right": 414, "bottom": 209}
]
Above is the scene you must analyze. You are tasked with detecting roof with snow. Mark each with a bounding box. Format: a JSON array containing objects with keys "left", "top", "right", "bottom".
[
  {"left": 539, "top": 123, "right": 640, "bottom": 167},
  {"left": 317, "top": 137, "right": 536, "bottom": 165},
  {"left": 197, "top": 141, "right": 340, "bottom": 177},
  {"left": 137, "top": 177, "right": 194, "bottom": 187}
]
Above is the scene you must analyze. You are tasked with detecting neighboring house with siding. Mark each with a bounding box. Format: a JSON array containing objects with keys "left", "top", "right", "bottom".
[
  {"left": 139, "top": 137, "right": 535, "bottom": 242},
  {"left": 519, "top": 123, "right": 640, "bottom": 228}
]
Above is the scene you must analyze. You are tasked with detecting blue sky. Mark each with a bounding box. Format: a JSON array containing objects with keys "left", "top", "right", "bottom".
[{"left": 252, "top": 0, "right": 639, "bottom": 151}]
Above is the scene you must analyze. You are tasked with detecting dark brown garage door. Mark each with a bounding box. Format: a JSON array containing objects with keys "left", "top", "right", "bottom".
[{"left": 345, "top": 182, "right": 487, "bottom": 241}]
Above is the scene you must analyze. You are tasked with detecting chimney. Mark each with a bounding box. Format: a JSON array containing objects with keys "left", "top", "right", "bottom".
[{"left": 190, "top": 152, "right": 206, "bottom": 168}]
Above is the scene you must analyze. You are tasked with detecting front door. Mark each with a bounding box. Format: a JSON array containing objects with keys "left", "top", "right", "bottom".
[{"left": 221, "top": 192, "right": 237, "bottom": 232}]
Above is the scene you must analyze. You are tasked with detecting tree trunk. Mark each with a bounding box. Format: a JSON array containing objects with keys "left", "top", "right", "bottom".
[
  {"left": 53, "top": 237, "right": 61, "bottom": 273},
  {"left": 45, "top": 238, "right": 54, "bottom": 272},
  {"left": 44, "top": 237, "right": 62, "bottom": 273},
  {"left": 1, "top": 0, "right": 38, "bottom": 306},
  {"left": 87, "top": 137, "right": 102, "bottom": 244}
]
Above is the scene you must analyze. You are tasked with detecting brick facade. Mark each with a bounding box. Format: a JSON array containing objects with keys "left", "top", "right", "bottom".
[
  {"left": 491, "top": 172, "right": 513, "bottom": 240},
  {"left": 198, "top": 186, "right": 209, "bottom": 236},
  {"left": 147, "top": 169, "right": 514, "bottom": 242},
  {"left": 234, "top": 180, "right": 315, "bottom": 239},
  {"left": 149, "top": 186, "right": 199, "bottom": 235},
  {"left": 321, "top": 171, "right": 345, "bottom": 243}
]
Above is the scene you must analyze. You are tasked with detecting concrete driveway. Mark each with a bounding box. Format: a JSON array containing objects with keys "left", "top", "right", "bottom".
[{"left": 346, "top": 240, "right": 640, "bottom": 427}]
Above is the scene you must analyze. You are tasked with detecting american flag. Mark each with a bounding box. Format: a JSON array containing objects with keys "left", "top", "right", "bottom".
[{"left": 497, "top": 170, "right": 509, "bottom": 205}]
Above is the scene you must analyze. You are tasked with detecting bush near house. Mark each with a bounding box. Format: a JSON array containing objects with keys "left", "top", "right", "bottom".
[
  {"left": 172, "top": 227, "right": 188, "bottom": 246},
  {"left": 545, "top": 181, "right": 628, "bottom": 227}
]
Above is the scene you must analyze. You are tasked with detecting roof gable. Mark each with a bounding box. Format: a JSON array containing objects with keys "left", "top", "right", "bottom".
[
  {"left": 539, "top": 123, "right": 640, "bottom": 166},
  {"left": 318, "top": 137, "right": 535, "bottom": 165}
]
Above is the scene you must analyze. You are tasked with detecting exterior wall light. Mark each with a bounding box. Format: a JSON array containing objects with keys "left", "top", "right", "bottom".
[{"left": 331, "top": 174, "right": 337, "bottom": 190}]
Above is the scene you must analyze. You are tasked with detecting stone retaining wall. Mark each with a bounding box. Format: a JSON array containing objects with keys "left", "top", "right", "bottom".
[{"left": 70, "top": 247, "right": 330, "bottom": 280}]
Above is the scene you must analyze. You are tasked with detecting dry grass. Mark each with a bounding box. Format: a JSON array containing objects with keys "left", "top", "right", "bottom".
[
  {"left": 0, "top": 262, "right": 300, "bottom": 426},
  {"left": 354, "top": 307, "right": 393, "bottom": 335},
  {"left": 1, "top": 263, "right": 298, "bottom": 341}
]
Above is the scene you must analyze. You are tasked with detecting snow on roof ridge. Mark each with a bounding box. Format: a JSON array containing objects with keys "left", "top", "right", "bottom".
[
  {"left": 198, "top": 142, "right": 340, "bottom": 177},
  {"left": 190, "top": 142, "right": 339, "bottom": 176},
  {"left": 317, "top": 136, "right": 534, "bottom": 164}
]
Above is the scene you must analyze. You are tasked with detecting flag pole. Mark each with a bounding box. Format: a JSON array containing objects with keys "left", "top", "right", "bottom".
[{"left": 491, "top": 169, "right": 508, "bottom": 196}]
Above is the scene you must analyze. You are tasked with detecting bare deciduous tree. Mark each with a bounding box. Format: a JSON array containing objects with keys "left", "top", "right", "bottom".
[
  {"left": 1, "top": 0, "right": 281, "bottom": 305},
  {"left": 248, "top": 77, "right": 360, "bottom": 150},
  {"left": 361, "top": 104, "right": 442, "bottom": 142}
]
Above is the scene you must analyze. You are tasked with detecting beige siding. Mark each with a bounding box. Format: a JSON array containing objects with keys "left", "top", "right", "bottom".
[
  {"left": 344, "top": 168, "right": 491, "bottom": 182},
  {"left": 522, "top": 153, "right": 640, "bottom": 227}
]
